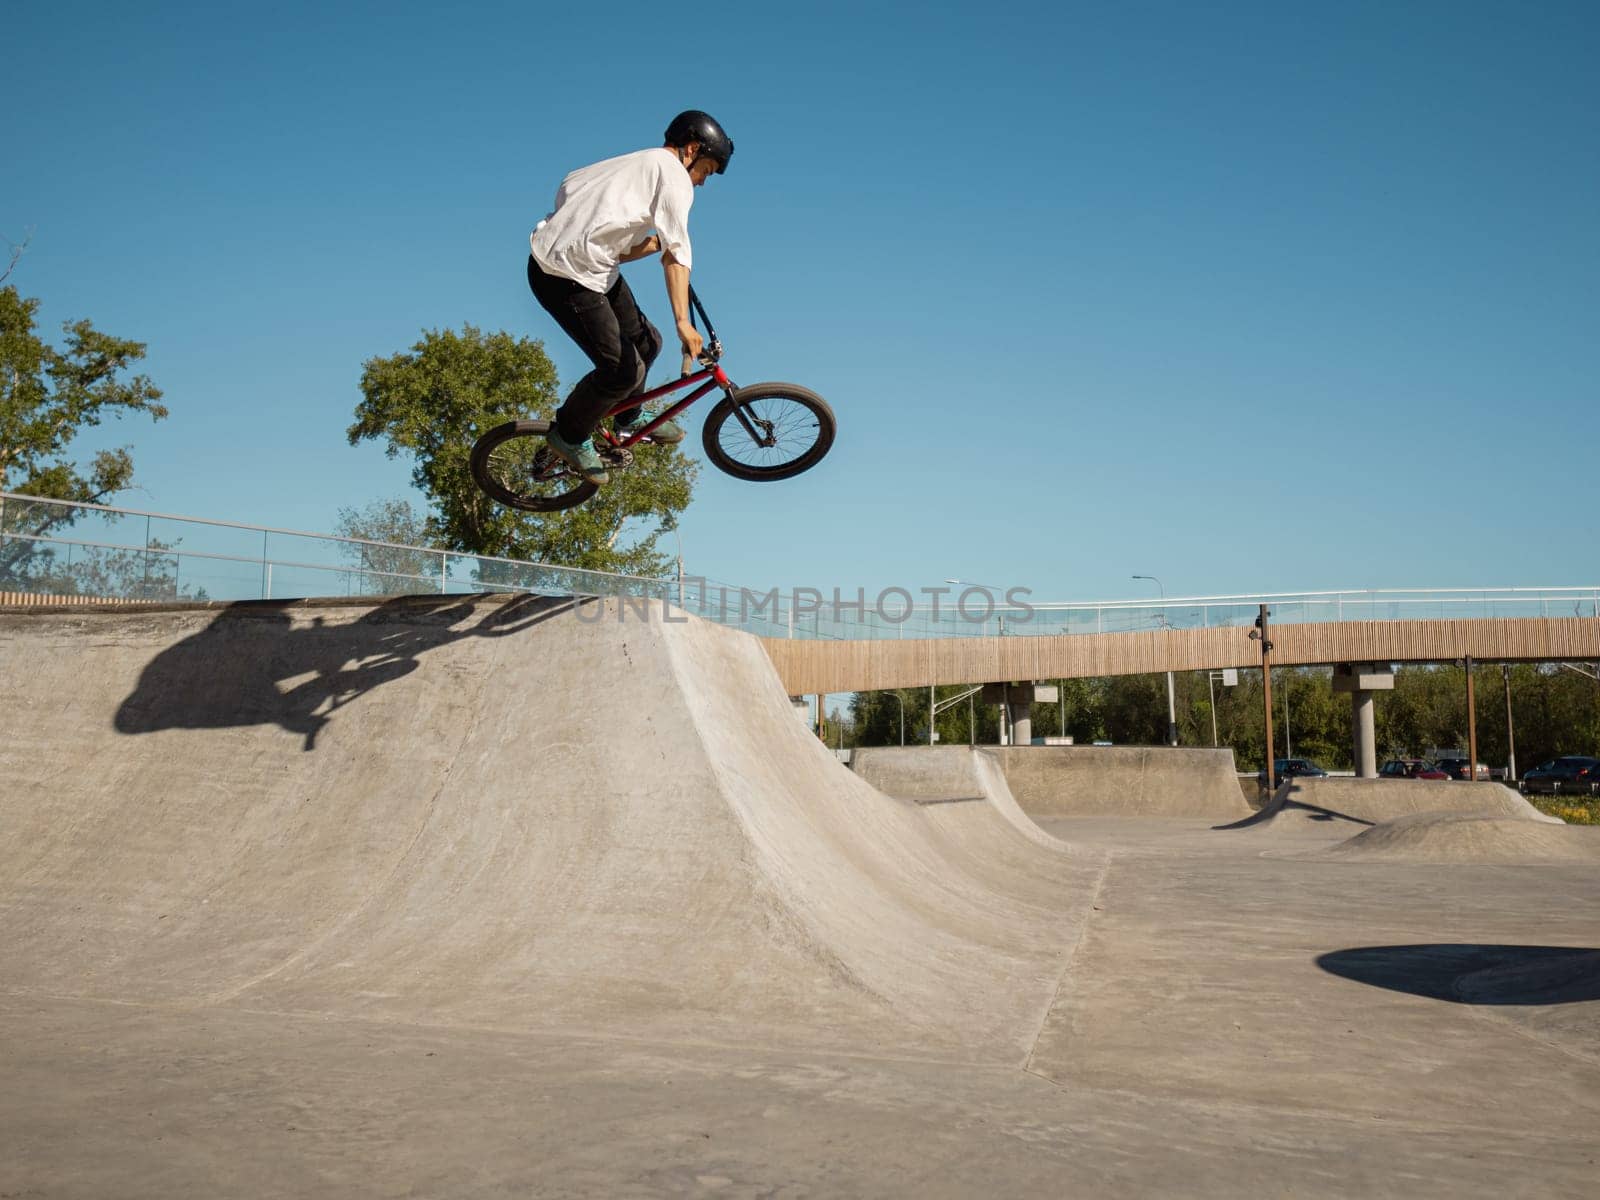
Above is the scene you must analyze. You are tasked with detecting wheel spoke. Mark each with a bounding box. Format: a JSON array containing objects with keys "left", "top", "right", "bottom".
[
  {"left": 488, "top": 444, "right": 571, "bottom": 496},
  {"left": 717, "top": 395, "right": 823, "bottom": 469},
  {"left": 471, "top": 423, "right": 596, "bottom": 512}
]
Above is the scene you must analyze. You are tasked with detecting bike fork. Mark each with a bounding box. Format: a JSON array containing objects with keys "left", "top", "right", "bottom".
[{"left": 723, "top": 381, "right": 777, "bottom": 448}]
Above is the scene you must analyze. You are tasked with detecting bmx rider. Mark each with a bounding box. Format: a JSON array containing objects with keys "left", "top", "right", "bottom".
[{"left": 526, "top": 110, "right": 734, "bottom": 486}]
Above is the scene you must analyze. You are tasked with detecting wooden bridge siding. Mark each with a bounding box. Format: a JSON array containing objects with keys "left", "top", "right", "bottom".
[{"left": 758, "top": 618, "right": 1600, "bottom": 696}]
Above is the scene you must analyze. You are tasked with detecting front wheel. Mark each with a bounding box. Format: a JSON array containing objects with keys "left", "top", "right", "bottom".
[
  {"left": 470, "top": 419, "right": 599, "bottom": 513},
  {"left": 702, "top": 383, "right": 835, "bottom": 482}
]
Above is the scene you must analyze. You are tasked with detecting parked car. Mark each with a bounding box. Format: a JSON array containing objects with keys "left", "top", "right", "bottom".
[
  {"left": 1379, "top": 758, "right": 1451, "bottom": 780},
  {"left": 1519, "top": 756, "right": 1600, "bottom": 796},
  {"left": 1261, "top": 758, "right": 1328, "bottom": 786},
  {"left": 1276, "top": 758, "right": 1328, "bottom": 779},
  {"left": 1434, "top": 757, "right": 1491, "bottom": 781}
]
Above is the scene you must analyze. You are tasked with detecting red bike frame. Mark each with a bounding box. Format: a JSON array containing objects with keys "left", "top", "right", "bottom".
[{"left": 594, "top": 363, "right": 733, "bottom": 449}]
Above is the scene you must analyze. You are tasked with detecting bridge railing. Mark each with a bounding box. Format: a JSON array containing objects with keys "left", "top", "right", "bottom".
[{"left": 3, "top": 492, "right": 1597, "bottom": 640}]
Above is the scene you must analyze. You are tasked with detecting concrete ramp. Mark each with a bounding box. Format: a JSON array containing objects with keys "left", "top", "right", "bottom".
[
  {"left": 0, "top": 595, "right": 1097, "bottom": 1061},
  {"left": 1309, "top": 812, "right": 1600, "bottom": 864},
  {"left": 850, "top": 745, "right": 1068, "bottom": 852},
  {"left": 988, "top": 745, "right": 1253, "bottom": 819},
  {"left": 852, "top": 744, "right": 993, "bottom": 804},
  {"left": 1247, "top": 776, "right": 1560, "bottom": 828}
]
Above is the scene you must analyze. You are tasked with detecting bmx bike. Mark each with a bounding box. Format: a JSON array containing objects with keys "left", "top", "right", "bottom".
[{"left": 470, "top": 288, "right": 836, "bottom": 512}]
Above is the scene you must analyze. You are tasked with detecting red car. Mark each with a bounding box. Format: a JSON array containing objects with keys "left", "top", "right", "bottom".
[{"left": 1379, "top": 758, "right": 1451, "bottom": 780}]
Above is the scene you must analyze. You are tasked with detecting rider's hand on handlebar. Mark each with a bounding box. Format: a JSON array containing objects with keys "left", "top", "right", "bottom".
[{"left": 677, "top": 320, "right": 704, "bottom": 366}]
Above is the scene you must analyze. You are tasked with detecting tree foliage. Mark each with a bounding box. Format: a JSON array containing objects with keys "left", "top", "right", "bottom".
[
  {"left": 848, "top": 663, "right": 1600, "bottom": 775},
  {"left": 0, "top": 284, "right": 167, "bottom": 502},
  {"left": 851, "top": 686, "right": 1000, "bottom": 748},
  {"left": 13, "top": 535, "right": 207, "bottom": 602},
  {"left": 332, "top": 497, "right": 444, "bottom": 593},
  {"left": 1, "top": 281, "right": 167, "bottom": 587},
  {"left": 347, "top": 326, "right": 695, "bottom": 576}
]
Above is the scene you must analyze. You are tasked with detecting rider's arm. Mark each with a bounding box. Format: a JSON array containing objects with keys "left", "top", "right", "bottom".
[
  {"left": 663, "top": 252, "right": 703, "bottom": 363},
  {"left": 618, "top": 234, "right": 661, "bottom": 263}
]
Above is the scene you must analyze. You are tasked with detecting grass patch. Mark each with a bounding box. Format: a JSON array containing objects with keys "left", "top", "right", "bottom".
[{"left": 1530, "top": 796, "right": 1600, "bottom": 826}]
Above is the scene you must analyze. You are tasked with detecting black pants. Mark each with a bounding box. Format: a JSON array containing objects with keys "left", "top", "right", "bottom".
[{"left": 527, "top": 255, "right": 663, "bottom": 443}]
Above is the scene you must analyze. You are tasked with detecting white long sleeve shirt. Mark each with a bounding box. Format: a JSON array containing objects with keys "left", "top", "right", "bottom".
[{"left": 529, "top": 148, "right": 694, "bottom": 293}]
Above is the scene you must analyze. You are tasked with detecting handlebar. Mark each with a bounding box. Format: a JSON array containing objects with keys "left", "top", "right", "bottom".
[{"left": 679, "top": 285, "right": 723, "bottom": 375}]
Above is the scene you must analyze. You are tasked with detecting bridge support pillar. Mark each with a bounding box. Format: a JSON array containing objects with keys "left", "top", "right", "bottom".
[
  {"left": 1332, "top": 663, "right": 1394, "bottom": 778},
  {"left": 981, "top": 682, "right": 1058, "bottom": 747},
  {"left": 1009, "top": 700, "right": 1031, "bottom": 748}
]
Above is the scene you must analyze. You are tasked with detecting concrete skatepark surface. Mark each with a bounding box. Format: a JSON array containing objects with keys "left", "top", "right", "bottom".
[
  {"left": 3, "top": 595, "right": 1599, "bottom": 1197},
  {"left": 1250, "top": 775, "right": 1563, "bottom": 828}
]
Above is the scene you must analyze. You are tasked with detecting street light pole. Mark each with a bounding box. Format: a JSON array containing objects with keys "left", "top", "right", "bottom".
[
  {"left": 1465, "top": 655, "right": 1478, "bottom": 780},
  {"left": 887, "top": 691, "right": 905, "bottom": 747},
  {"left": 949, "top": 577, "right": 1009, "bottom": 746},
  {"left": 1284, "top": 672, "right": 1292, "bottom": 759},
  {"left": 1207, "top": 671, "right": 1218, "bottom": 747},
  {"left": 1502, "top": 664, "right": 1516, "bottom": 780},
  {"left": 1206, "top": 669, "right": 1238, "bottom": 748},
  {"left": 1253, "top": 606, "right": 1277, "bottom": 794},
  {"left": 1133, "top": 574, "right": 1178, "bottom": 746}
]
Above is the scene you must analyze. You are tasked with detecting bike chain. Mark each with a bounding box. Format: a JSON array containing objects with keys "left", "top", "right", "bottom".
[{"left": 526, "top": 441, "right": 633, "bottom": 485}]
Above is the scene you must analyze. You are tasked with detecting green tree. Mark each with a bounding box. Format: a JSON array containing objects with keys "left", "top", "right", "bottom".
[
  {"left": 1, "top": 282, "right": 167, "bottom": 586},
  {"left": 1488, "top": 663, "right": 1599, "bottom": 771},
  {"left": 848, "top": 658, "right": 1600, "bottom": 770},
  {"left": 851, "top": 686, "right": 997, "bottom": 748},
  {"left": 26, "top": 536, "right": 207, "bottom": 602},
  {"left": 332, "top": 497, "right": 444, "bottom": 594},
  {"left": 347, "top": 326, "right": 695, "bottom": 576}
]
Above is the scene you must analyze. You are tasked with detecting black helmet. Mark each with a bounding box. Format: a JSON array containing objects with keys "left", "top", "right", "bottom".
[{"left": 664, "top": 110, "right": 734, "bottom": 174}]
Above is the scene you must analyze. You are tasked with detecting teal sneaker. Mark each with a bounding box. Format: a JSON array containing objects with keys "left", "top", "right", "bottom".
[
  {"left": 613, "top": 407, "right": 686, "bottom": 445},
  {"left": 543, "top": 427, "right": 609, "bottom": 486}
]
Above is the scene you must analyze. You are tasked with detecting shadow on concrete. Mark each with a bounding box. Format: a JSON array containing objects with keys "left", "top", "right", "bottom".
[
  {"left": 1212, "top": 802, "right": 1377, "bottom": 831},
  {"left": 1317, "top": 944, "right": 1600, "bottom": 1005},
  {"left": 114, "top": 593, "right": 582, "bottom": 751}
]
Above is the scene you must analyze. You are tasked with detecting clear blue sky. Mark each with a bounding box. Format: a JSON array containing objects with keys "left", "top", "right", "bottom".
[{"left": 9, "top": 0, "right": 1597, "bottom": 603}]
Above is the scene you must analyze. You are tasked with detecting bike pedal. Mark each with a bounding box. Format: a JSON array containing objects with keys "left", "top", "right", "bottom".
[{"left": 531, "top": 447, "right": 565, "bottom": 481}]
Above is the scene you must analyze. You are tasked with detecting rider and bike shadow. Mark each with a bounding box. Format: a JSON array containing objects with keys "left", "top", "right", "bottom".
[{"left": 113, "top": 593, "right": 582, "bottom": 751}]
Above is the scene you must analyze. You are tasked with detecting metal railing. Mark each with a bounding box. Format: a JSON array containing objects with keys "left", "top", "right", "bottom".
[{"left": 4, "top": 491, "right": 1598, "bottom": 641}]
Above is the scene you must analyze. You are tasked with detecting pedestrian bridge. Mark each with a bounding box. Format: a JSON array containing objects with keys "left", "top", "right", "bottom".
[{"left": 759, "top": 615, "right": 1600, "bottom": 696}]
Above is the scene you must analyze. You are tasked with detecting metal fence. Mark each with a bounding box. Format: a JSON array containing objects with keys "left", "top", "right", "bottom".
[{"left": 4, "top": 491, "right": 1598, "bottom": 641}]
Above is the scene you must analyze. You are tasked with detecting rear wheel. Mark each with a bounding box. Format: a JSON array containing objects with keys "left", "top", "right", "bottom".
[
  {"left": 470, "top": 419, "right": 598, "bottom": 513},
  {"left": 702, "top": 383, "right": 835, "bottom": 481}
]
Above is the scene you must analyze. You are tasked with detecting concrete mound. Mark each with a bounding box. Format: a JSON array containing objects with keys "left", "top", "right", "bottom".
[
  {"left": 987, "top": 745, "right": 1254, "bottom": 819},
  {"left": 850, "top": 745, "right": 1068, "bottom": 851},
  {"left": 1313, "top": 812, "right": 1600, "bottom": 864},
  {"left": 1247, "top": 775, "right": 1560, "bottom": 828},
  {"left": 0, "top": 595, "right": 1096, "bottom": 1060}
]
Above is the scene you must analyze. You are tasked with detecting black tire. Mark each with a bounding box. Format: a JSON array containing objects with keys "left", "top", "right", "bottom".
[
  {"left": 701, "top": 382, "right": 835, "bottom": 482},
  {"left": 470, "top": 419, "right": 599, "bottom": 513}
]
